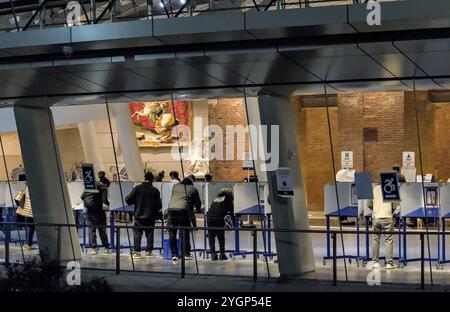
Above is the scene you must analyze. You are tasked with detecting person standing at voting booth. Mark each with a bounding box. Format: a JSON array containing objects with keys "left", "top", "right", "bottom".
[
  {"left": 15, "top": 180, "right": 36, "bottom": 250},
  {"left": 167, "top": 177, "right": 201, "bottom": 262},
  {"left": 125, "top": 172, "right": 162, "bottom": 259},
  {"left": 81, "top": 182, "right": 110, "bottom": 255},
  {"left": 207, "top": 188, "right": 234, "bottom": 261},
  {"left": 368, "top": 184, "right": 400, "bottom": 270}
]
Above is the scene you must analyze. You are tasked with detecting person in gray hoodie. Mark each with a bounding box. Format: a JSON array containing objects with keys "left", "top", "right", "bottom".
[{"left": 167, "top": 177, "right": 201, "bottom": 261}]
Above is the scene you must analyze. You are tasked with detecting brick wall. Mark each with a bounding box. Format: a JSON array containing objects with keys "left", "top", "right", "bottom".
[
  {"left": 208, "top": 98, "right": 249, "bottom": 182},
  {"left": 297, "top": 91, "right": 450, "bottom": 213},
  {"left": 208, "top": 92, "right": 450, "bottom": 212}
]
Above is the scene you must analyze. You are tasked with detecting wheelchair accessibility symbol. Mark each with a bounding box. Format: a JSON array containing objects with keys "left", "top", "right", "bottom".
[
  {"left": 380, "top": 172, "right": 400, "bottom": 201},
  {"left": 383, "top": 178, "right": 396, "bottom": 194}
]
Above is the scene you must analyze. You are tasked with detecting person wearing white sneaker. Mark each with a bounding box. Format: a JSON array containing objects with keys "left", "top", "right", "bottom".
[
  {"left": 368, "top": 184, "right": 400, "bottom": 270},
  {"left": 386, "top": 262, "right": 397, "bottom": 270},
  {"left": 369, "top": 261, "right": 380, "bottom": 270},
  {"left": 172, "top": 256, "right": 178, "bottom": 262},
  {"left": 126, "top": 172, "right": 162, "bottom": 262}
]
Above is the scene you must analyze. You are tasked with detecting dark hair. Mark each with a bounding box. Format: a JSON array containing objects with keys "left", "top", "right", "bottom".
[
  {"left": 144, "top": 171, "right": 154, "bottom": 182},
  {"left": 217, "top": 188, "right": 233, "bottom": 201},
  {"left": 187, "top": 174, "right": 196, "bottom": 182},
  {"left": 392, "top": 165, "right": 401, "bottom": 173},
  {"left": 181, "top": 177, "right": 193, "bottom": 185},
  {"left": 169, "top": 171, "right": 179, "bottom": 180},
  {"left": 205, "top": 173, "right": 213, "bottom": 182}
]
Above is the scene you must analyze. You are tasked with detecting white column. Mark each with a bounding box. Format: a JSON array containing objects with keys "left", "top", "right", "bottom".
[
  {"left": 14, "top": 104, "right": 82, "bottom": 262},
  {"left": 248, "top": 95, "right": 315, "bottom": 276},
  {"left": 78, "top": 121, "right": 104, "bottom": 172},
  {"left": 111, "top": 103, "right": 144, "bottom": 181}
]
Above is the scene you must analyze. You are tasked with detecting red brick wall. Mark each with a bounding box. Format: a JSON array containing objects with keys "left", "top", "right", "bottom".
[
  {"left": 296, "top": 97, "right": 338, "bottom": 212},
  {"left": 208, "top": 98, "right": 249, "bottom": 182},
  {"left": 297, "top": 91, "right": 450, "bottom": 213}
]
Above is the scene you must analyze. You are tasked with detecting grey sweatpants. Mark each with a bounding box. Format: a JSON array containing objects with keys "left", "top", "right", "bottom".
[{"left": 372, "top": 218, "right": 394, "bottom": 264}]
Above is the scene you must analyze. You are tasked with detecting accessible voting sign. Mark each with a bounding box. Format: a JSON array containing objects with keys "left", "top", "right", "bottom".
[
  {"left": 380, "top": 171, "right": 400, "bottom": 202},
  {"left": 81, "top": 163, "right": 96, "bottom": 191}
]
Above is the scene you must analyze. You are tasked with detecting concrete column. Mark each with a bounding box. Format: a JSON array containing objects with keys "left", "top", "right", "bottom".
[
  {"left": 111, "top": 103, "right": 144, "bottom": 181},
  {"left": 14, "top": 104, "right": 82, "bottom": 262},
  {"left": 78, "top": 121, "right": 104, "bottom": 172},
  {"left": 248, "top": 95, "right": 315, "bottom": 276}
]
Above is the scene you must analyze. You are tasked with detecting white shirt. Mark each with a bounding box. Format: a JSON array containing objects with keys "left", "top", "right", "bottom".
[{"left": 371, "top": 185, "right": 396, "bottom": 219}]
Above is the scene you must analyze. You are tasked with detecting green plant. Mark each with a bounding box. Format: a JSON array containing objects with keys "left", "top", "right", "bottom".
[{"left": 0, "top": 256, "right": 112, "bottom": 292}]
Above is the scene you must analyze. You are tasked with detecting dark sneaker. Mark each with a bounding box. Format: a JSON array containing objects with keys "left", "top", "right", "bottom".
[
  {"left": 211, "top": 253, "right": 219, "bottom": 261},
  {"left": 219, "top": 254, "right": 228, "bottom": 261}
]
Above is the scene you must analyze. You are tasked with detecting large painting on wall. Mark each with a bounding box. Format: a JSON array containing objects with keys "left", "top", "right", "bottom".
[{"left": 129, "top": 101, "right": 191, "bottom": 147}]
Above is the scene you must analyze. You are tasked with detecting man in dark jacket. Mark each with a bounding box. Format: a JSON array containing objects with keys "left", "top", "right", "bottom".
[
  {"left": 167, "top": 178, "right": 201, "bottom": 261},
  {"left": 207, "top": 188, "right": 234, "bottom": 261},
  {"left": 81, "top": 182, "right": 110, "bottom": 255},
  {"left": 126, "top": 172, "right": 162, "bottom": 259}
]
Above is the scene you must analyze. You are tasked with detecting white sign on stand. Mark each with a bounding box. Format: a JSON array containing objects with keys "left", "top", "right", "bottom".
[
  {"left": 403, "top": 151, "right": 415, "bottom": 168},
  {"left": 341, "top": 151, "right": 353, "bottom": 169},
  {"left": 276, "top": 168, "right": 294, "bottom": 197}
]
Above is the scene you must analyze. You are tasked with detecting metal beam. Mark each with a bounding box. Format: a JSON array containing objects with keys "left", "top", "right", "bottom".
[
  {"left": 94, "top": 0, "right": 115, "bottom": 23},
  {"left": 22, "top": 0, "right": 47, "bottom": 31}
]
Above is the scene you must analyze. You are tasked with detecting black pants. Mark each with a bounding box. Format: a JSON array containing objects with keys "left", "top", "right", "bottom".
[
  {"left": 25, "top": 217, "right": 35, "bottom": 247},
  {"left": 134, "top": 218, "right": 155, "bottom": 252},
  {"left": 207, "top": 217, "right": 225, "bottom": 255},
  {"left": 168, "top": 210, "right": 191, "bottom": 257},
  {"left": 86, "top": 213, "right": 109, "bottom": 249}
]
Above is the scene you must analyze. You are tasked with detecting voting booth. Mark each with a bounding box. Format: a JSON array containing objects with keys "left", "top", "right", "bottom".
[
  {"left": 439, "top": 183, "right": 450, "bottom": 265},
  {"left": 324, "top": 182, "right": 363, "bottom": 264},
  {"left": 399, "top": 182, "right": 440, "bottom": 264}
]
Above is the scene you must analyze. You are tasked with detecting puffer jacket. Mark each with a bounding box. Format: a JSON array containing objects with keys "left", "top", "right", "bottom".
[{"left": 16, "top": 186, "right": 33, "bottom": 218}]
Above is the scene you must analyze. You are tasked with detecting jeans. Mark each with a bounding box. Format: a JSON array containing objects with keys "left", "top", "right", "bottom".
[
  {"left": 372, "top": 218, "right": 394, "bottom": 264},
  {"left": 133, "top": 218, "right": 155, "bottom": 252},
  {"left": 25, "top": 217, "right": 35, "bottom": 247},
  {"left": 207, "top": 217, "right": 225, "bottom": 256},
  {"left": 86, "top": 213, "right": 109, "bottom": 249},
  {"left": 168, "top": 210, "right": 191, "bottom": 257}
]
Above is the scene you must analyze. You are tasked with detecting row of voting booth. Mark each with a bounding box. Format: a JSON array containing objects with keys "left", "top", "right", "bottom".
[
  {"left": 324, "top": 181, "right": 450, "bottom": 267},
  {"left": 0, "top": 181, "right": 275, "bottom": 259}
]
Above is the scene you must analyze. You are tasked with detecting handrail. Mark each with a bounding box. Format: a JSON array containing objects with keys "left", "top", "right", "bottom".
[
  {"left": 0, "top": 218, "right": 436, "bottom": 289},
  {"left": 0, "top": 220, "right": 442, "bottom": 235}
]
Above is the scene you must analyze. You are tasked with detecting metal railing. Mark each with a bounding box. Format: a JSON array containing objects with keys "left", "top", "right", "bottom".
[
  {"left": 0, "top": 0, "right": 399, "bottom": 32},
  {"left": 0, "top": 221, "right": 441, "bottom": 289}
]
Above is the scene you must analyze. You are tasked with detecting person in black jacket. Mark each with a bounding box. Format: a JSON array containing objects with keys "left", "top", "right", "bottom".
[
  {"left": 126, "top": 172, "right": 162, "bottom": 259},
  {"left": 207, "top": 188, "right": 234, "bottom": 261},
  {"left": 167, "top": 178, "right": 201, "bottom": 261},
  {"left": 81, "top": 182, "right": 110, "bottom": 255}
]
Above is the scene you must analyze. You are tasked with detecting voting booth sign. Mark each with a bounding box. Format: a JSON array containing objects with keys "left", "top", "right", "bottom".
[
  {"left": 380, "top": 171, "right": 400, "bottom": 202},
  {"left": 81, "top": 163, "right": 96, "bottom": 191}
]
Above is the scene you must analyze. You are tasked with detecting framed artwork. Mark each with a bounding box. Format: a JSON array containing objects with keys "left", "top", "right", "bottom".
[{"left": 129, "top": 101, "right": 191, "bottom": 147}]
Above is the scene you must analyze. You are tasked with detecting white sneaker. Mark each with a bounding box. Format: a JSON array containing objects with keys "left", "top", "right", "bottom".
[
  {"left": 132, "top": 252, "right": 141, "bottom": 259},
  {"left": 145, "top": 252, "right": 154, "bottom": 259},
  {"left": 91, "top": 248, "right": 98, "bottom": 255},
  {"left": 104, "top": 248, "right": 111, "bottom": 254},
  {"left": 172, "top": 256, "right": 178, "bottom": 262},
  {"left": 386, "top": 263, "right": 397, "bottom": 270},
  {"left": 369, "top": 261, "right": 380, "bottom": 269},
  {"left": 185, "top": 255, "right": 193, "bottom": 260}
]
